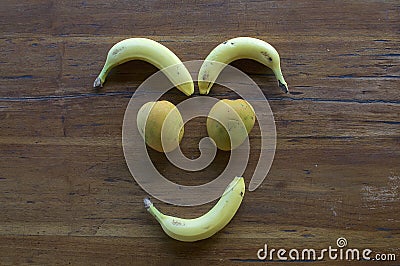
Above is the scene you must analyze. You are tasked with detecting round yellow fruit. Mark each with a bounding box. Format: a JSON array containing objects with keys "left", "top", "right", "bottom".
[
  {"left": 137, "top": 101, "right": 184, "bottom": 152},
  {"left": 206, "top": 99, "right": 255, "bottom": 151}
]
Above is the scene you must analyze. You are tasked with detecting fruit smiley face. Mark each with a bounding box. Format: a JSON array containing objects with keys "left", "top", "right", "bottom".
[{"left": 96, "top": 36, "right": 288, "bottom": 242}]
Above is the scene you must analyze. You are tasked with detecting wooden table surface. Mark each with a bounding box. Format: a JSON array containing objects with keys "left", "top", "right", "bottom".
[{"left": 1, "top": 1, "right": 399, "bottom": 265}]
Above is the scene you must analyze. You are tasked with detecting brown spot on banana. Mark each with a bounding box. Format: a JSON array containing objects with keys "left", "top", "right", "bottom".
[
  {"left": 260, "top": 51, "right": 272, "bottom": 61},
  {"left": 172, "top": 219, "right": 185, "bottom": 226},
  {"left": 260, "top": 51, "right": 268, "bottom": 56},
  {"left": 112, "top": 46, "right": 125, "bottom": 56}
]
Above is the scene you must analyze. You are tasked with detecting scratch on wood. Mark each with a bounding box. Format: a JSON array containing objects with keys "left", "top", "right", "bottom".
[
  {"left": 94, "top": 219, "right": 106, "bottom": 236},
  {"left": 61, "top": 115, "right": 66, "bottom": 137}
]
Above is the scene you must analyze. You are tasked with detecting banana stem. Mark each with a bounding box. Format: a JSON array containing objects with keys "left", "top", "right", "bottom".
[
  {"left": 144, "top": 198, "right": 166, "bottom": 223},
  {"left": 144, "top": 198, "right": 153, "bottom": 209},
  {"left": 93, "top": 76, "right": 103, "bottom": 88},
  {"left": 93, "top": 66, "right": 110, "bottom": 88}
]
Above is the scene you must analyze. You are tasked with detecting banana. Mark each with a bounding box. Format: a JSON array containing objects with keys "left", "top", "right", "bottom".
[
  {"left": 198, "top": 37, "right": 289, "bottom": 94},
  {"left": 144, "top": 176, "right": 245, "bottom": 242},
  {"left": 94, "top": 37, "right": 194, "bottom": 96}
]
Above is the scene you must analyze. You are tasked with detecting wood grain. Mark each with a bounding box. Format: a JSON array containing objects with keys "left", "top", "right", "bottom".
[{"left": 0, "top": 0, "right": 399, "bottom": 265}]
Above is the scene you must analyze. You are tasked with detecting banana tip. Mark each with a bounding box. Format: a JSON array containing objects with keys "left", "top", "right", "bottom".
[
  {"left": 93, "top": 77, "right": 103, "bottom": 88},
  {"left": 144, "top": 198, "right": 153, "bottom": 209},
  {"left": 278, "top": 80, "right": 289, "bottom": 94}
]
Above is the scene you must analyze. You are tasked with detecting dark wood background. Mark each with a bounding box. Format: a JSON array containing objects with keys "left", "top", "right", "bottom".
[{"left": 0, "top": 1, "right": 399, "bottom": 265}]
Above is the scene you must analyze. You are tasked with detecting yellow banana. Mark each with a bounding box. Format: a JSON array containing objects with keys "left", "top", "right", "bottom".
[
  {"left": 94, "top": 37, "right": 194, "bottom": 96},
  {"left": 198, "top": 37, "right": 289, "bottom": 94},
  {"left": 144, "top": 177, "right": 245, "bottom": 242}
]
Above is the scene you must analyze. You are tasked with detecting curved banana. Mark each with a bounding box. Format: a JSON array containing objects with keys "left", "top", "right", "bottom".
[
  {"left": 94, "top": 38, "right": 194, "bottom": 96},
  {"left": 144, "top": 177, "right": 245, "bottom": 242},
  {"left": 198, "top": 37, "right": 289, "bottom": 94}
]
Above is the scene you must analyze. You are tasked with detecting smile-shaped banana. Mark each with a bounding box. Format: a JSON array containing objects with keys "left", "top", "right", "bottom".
[{"left": 144, "top": 176, "right": 245, "bottom": 242}]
